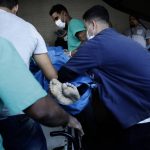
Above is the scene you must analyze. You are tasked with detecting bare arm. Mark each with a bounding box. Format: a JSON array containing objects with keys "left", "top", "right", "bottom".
[
  {"left": 24, "top": 94, "right": 83, "bottom": 135},
  {"left": 24, "top": 94, "right": 68, "bottom": 126},
  {"left": 33, "top": 53, "right": 58, "bottom": 80},
  {"left": 69, "top": 31, "right": 86, "bottom": 57},
  {"left": 75, "top": 30, "right": 87, "bottom": 42}
]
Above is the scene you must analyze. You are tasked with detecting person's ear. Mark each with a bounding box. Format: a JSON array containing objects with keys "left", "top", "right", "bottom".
[
  {"left": 92, "top": 20, "right": 97, "bottom": 29},
  {"left": 91, "top": 20, "right": 98, "bottom": 35},
  {"left": 11, "top": 4, "right": 19, "bottom": 15}
]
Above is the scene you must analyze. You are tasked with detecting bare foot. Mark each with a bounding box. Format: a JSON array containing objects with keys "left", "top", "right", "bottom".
[
  {"left": 49, "top": 79, "right": 73, "bottom": 105},
  {"left": 62, "top": 83, "right": 80, "bottom": 101}
]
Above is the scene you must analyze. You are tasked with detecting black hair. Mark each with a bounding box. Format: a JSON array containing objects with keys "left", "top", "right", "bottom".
[
  {"left": 83, "top": 5, "right": 109, "bottom": 24},
  {"left": 129, "top": 15, "right": 148, "bottom": 30},
  {"left": 129, "top": 15, "right": 139, "bottom": 22},
  {"left": 49, "top": 4, "right": 68, "bottom": 16},
  {"left": 0, "top": 0, "right": 18, "bottom": 9}
]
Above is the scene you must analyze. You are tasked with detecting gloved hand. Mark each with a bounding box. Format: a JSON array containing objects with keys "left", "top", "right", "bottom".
[{"left": 67, "top": 115, "right": 84, "bottom": 136}]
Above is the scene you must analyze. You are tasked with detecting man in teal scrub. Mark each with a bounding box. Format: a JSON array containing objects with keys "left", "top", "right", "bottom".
[
  {"left": 0, "top": 37, "right": 83, "bottom": 150},
  {"left": 49, "top": 4, "right": 86, "bottom": 56}
]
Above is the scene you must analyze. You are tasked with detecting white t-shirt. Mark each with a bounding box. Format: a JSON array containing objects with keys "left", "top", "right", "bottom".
[
  {"left": 0, "top": 9, "right": 47, "bottom": 67},
  {"left": 124, "top": 25, "right": 150, "bottom": 48},
  {"left": 0, "top": 9, "right": 48, "bottom": 119},
  {"left": 131, "top": 35, "right": 146, "bottom": 47}
]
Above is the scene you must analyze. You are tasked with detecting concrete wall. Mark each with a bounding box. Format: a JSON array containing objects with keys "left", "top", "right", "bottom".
[{"left": 18, "top": 0, "right": 129, "bottom": 45}]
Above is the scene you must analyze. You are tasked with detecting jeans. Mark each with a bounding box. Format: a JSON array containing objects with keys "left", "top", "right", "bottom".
[{"left": 0, "top": 114, "right": 47, "bottom": 150}]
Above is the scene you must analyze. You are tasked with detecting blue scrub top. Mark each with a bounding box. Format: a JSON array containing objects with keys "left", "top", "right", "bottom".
[{"left": 59, "top": 28, "right": 150, "bottom": 128}]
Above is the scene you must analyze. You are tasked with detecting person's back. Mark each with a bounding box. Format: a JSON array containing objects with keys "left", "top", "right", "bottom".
[
  {"left": 58, "top": 4, "right": 150, "bottom": 127},
  {"left": 71, "top": 27, "right": 150, "bottom": 127},
  {"left": 0, "top": 9, "right": 46, "bottom": 67}
]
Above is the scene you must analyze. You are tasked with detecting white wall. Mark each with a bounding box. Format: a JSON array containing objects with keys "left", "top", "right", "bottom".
[{"left": 18, "top": 0, "right": 129, "bottom": 45}]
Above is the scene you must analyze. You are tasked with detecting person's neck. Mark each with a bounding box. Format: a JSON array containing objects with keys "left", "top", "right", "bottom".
[
  {"left": 0, "top": 7, "right": 11, "bottom": 13},
  {"left": 96, "top": 23, "right": 109, "bottom": 34}
]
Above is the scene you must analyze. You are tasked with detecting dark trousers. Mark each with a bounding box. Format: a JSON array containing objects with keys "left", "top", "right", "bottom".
[
  {"left": 118, "top": 122, "right": 150, "bottom": 150},
  {"left": 76, "top": 99, "right": 123, "bottom": 150},
  {"left": 0, "top": 114, "right": 47, "bottom": 150},
  {"left": 75, "top": 88, "right": 123, "bottom": 150},
  {"left": 79, "top": 88, "right": 150, "bottom": 150}
]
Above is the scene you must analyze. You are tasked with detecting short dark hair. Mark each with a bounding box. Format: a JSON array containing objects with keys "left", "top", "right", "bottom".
[
  {"left": 49, "top": 4, "right": 68, "bottom": 16},
  {"left": 83, "top": 5, "right": 109, "bottom": 24},
  {"left": 129, "top": 15, "right": 139, "bottom": 21},
  {"left": 0, "top": 0, "right": 18, "bottom": 9}
]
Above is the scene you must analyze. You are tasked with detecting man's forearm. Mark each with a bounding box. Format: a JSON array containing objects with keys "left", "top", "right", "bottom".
[
  {"left": 24, "top": 94, "right": 83, "bottom": 135},
  {"left": 34, "top": 53, "right": 58, "bottom": 80},
  {"left": 24, "top": 94, "right": 69, "bottom": 127}
]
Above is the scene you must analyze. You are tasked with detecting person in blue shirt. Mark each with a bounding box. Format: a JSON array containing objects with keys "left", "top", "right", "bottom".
[
  {"left": 0, "top": 37, "right": 83, "bottom": 150},
  {"left": 58, "top": 5, "right": 150, "bottom": 150},
  {"left": 49, "top": 4, "right": 86, "bottom": 57}
]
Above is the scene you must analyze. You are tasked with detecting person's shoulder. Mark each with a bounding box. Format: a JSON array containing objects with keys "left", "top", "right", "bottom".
[
  {"left": 80, "top": 38, "right": 99, "bottom": 52},
  {"left": 9, "top": 13, "right": 36, "bottom": 30},
  {"left": 25, "top": 21, "right": 36, "bottom": 29},
  {"left": 69, "top": 18, "right": 84, "bottom": 25},
  {"left": 69, "top": 19, "right": 85, "bottom": 31},
  {"left": 9, "top": 13, "right": 27, "bottom": 24}
]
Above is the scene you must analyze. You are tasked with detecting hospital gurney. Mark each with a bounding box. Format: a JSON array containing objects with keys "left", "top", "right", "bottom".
[{"left": 50, "top": 127, "right": 83, "bottom": 150}]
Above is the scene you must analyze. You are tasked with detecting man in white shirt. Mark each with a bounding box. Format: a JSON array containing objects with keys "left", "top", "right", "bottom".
[
  {"left": 0, "top": 0, "right": 58, "bottom": 149},
  {"left": 0, "top": 37, "right": 83, "bottom": 150},
  {"left": 124, "top": 15, "right": 150, "bottom": 49}
]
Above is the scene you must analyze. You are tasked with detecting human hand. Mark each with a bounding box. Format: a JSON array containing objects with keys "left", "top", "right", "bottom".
[
  {"left": 67, "top": 115, "right": 84, "bottom": 136},
  {"left": 64, "top": 51, "right": 71, "bottom": 57}
]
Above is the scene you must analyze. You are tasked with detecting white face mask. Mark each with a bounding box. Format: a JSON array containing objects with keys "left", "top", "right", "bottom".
[
  {"left": 55, "top": 19, "right": 66, "bottom": 29},
  {"left": 64, "top": 35, "right": 68, "bottom": 41},
  {"left": 86, "top": 25, "right": 95, "bottom": 40},
  {"left": 87, "top": 31, "right": 95, "bottom": 40}
]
